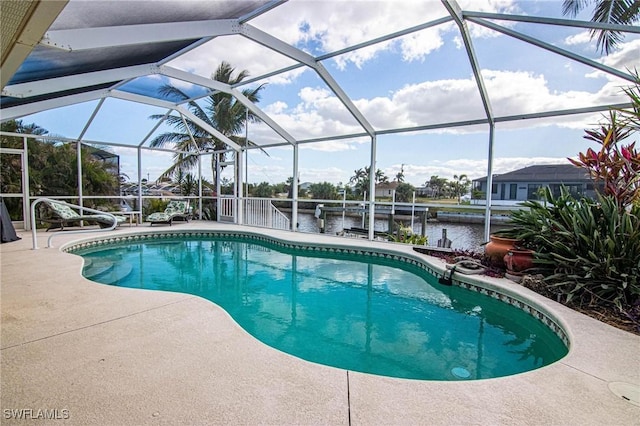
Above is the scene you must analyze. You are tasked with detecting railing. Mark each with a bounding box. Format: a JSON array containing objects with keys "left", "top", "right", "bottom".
[
  {"left": 220, "top": 197, "right": 235, "bottom": 221},
  {"left": 244, "top": 198, "right": 290, "bottom": 231},
  {"left": 30, "top": 198, "right": 119, "bottom": 249}
]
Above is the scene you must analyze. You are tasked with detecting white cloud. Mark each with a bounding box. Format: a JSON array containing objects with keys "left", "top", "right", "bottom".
[
  {"left": 251, "top": 0, "right": 518, "bottom": 70},
  {"left": 384, "top": 156, "right": 571, "bottom": 185},
  {"left": 586, "top": 39, "right": 640, "bottom": 79},
  {"left": 255, "top": 156, "right": 574, "bottom": 186},
  {"left": 167, "top": 35, "right": 305, "bottom": 86},
  {"left": 299, "top": 139, "right": 365, "bottom": 152},
  {"left": 248, "top": 67, "right": 627, "bottom": 148},
  {"left": 399, "top": 28, "right": 444, "bottom": 62},
  {"left": 299, "top": 166, "right": 349, "bottom": 184},
  {"left": 564, "top": 30, "right": 592, "bottom": 46}
]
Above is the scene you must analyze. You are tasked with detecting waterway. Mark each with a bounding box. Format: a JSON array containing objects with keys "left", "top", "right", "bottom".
[{"left": 295, "top": 212, "right": 507, "bottom": 252}]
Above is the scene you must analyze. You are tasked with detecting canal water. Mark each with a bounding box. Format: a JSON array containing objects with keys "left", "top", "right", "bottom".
[{"left": 295, "top": 212, "right": 507, "bottom": 252}]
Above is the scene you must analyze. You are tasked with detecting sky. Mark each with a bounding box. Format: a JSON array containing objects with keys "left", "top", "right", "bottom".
[{"left": 22, "top": 0, "right": 640, "bottom": 189}]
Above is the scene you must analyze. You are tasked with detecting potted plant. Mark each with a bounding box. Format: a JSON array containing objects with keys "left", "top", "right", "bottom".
[{"left": 484, "top": 234, "right": 521, "bottom": 267}]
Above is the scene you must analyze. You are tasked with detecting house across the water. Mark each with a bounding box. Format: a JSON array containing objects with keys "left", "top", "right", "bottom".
[{"left": 472, "top": 164, "right": 596, "bottom": 204}]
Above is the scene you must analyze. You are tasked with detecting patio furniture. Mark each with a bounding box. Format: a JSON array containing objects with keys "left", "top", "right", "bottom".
[
  {"left": 1, "top": 197, "right": 20, "bottom": 243},
  {"left": 40, "top": 200, "right": 126, "bottom": 231},
  {"left": 147, "top": 200, "right": 190, "bottom": 226}
]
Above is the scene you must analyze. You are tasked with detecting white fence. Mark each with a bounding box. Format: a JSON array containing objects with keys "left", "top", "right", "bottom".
[
  {"left": 219, "top": 197, "right": 235, "bottom": 221},
  {"left": 244, "top": 198, "right": 290, "bottom": 231},
  {"left": 218, "top": 197, "right": 290, "bottom": 231}
]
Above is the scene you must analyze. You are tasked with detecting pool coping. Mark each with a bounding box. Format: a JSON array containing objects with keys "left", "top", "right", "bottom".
[{"left": 2, "top": 222, "right": 639, "bottom": 425}]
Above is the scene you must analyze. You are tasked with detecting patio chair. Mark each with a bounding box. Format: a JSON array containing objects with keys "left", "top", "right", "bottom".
[
  {"left": 40, "top": 201, "right": 126, "bottom": 231},
  {"left": 147, "top": 200, "right": 190, "bottom": 226}
]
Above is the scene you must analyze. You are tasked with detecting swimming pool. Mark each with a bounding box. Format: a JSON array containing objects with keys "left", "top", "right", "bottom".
[{"left": 69, "top": 231, "right": 568, "bottom": 381}]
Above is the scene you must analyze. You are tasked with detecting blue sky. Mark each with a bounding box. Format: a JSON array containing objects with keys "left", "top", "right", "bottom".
[{"left": 23, "top": 0, "right": 639, "bottom": 188}]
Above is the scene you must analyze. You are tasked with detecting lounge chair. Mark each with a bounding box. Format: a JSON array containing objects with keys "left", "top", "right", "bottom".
[
  {"left": 40, "top": 200, "right": 126, "bottom": 231},
  {"left": 147, "top": 200, "right": 190, "bottom": 226}
]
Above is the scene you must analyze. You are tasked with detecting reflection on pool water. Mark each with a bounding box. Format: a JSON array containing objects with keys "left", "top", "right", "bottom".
[{"left": 73, "top": 235, "right": 568, "bottom": 381}]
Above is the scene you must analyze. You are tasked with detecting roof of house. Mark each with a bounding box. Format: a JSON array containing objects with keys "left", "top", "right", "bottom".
[
  {"left": 474, "top": 164, "right": 590, "bottom": 183},
  {"left": 375, "top": 181, "right": 400, "bottom": 190}
]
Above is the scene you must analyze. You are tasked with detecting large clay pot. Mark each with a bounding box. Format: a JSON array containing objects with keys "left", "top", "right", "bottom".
[
  {"left": 504, "top": 249, "right": 534, "bottom": 273},
  {"left": 484, "top": 235, "right": 518, "bottom": 267}
]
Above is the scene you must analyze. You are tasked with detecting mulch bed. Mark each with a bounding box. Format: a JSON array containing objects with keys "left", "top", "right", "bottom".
[{"left": 414, "top": 246, "right": 640, "bottom": 336}]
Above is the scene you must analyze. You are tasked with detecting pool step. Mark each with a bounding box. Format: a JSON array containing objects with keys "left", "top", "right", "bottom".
[
  {"left": 83, "top": 258, "right": 115, "bottom": 279},
  {"left": 83, "top": 258, "right": 133, "bottom": 285},
  {"left": 95, "top": 262, "right": 133, "bottom": 285}
]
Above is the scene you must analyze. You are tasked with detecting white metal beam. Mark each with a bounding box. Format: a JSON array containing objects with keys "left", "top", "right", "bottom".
[
  {"left": 238, "top": 16, "right": 453, "bottom": 88},
  {"left": 160, "top": 65, "right": 297, "bottom": 145},
  {"left": 468, "top": 17, "right": 637, "bottom": 83},
  {"left": 0, "top": 89, "right": 109, "bottom": 121},
  {"left": 1, "top": 0, "right": 68, "bottom": 89},
  {"left": 238, "top": 23, "right": 316, "bottom": 67},
  {"left": 138, "top": 111, "right": 171, "bottom": 148},
  {"left": 109, "top": 89, "right": 178, "bottom": 110},
  {"left": 40, "top": 19, "right": 238, "bottom": 51},
  {"left": 2, "top": 64, "right": 156, "bottom": 98},
  {"left": 158, "top": 65, "right": 231, "bottom": 93},
  {"left": 444, "top": 0, "right": 495, "bottom": 239},
  {"left": 442, "top": 0, "right": 494, "bottom": 123},
  {"left": 108, "top": 90, "right": 241, "bottom": 151},
  {"left": 75, "top": 98, "right": 105, "bottom": 142},
  {"left": 463, "top": 11, "right": 640, "bottom": 33},
  {"left": 239, "top": 23, "right": 376, "bottom": 136},
  {"left": 175, "top": 105, "right": 241, "bottom": 152}
]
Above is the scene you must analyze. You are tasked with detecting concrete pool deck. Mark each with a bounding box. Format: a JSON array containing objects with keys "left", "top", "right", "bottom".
[{"left": 1, "top": 222, "right": 639, "bottom": 425}]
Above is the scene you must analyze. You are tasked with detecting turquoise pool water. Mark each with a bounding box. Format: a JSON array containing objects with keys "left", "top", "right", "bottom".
[{"left": 74, "top": 235, "right": 568, "bottom": 380}]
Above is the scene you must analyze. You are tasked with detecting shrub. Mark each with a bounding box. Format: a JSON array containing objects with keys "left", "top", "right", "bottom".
[
  {"left": 497, "top": 187, "right": 639, "bottom": 312},
  {"left": 541, "top": 193, "right": 639, "bottom": 309},
  {"left": 386, "top": 225, "right": 428, "bottom": 246},
  {"left": 143, "top": 199, "right": 169, "bottom": 217}
]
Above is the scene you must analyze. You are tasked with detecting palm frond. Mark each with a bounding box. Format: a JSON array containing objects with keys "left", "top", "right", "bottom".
[
  {"left": 562, "top": 0, "right": 638, "bottom": 54},
  {"left": 562, "top": 0, "right": 591, "bottom": 17},
  {"left": 591, "top": 0, "right": 630, "bottom": 53},
  {"left": 149, "top": 132, "right": 191, "bottom": 148}
]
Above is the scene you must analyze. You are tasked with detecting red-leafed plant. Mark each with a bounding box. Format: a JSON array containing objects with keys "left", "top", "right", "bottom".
[
  {"left": 568, "top": 111, "right": 640, "bottom": 210},
  {"left": 497, "top": 76, "right": 640, "bottom": 332}
]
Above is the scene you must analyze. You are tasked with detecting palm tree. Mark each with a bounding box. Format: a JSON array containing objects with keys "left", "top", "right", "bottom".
[
  {"left": 452, "top": 174, "right": 470, "bottom": 204},
  {"left": 426, "top": 175, "right": 448, "bottom": 198},
  {"left": 149, "top": 61, "right": 266, "bottom": 182},
  {"left": 349, "top": 166, "right": 389, "bottom": 196},
  {"left": 395, "top": 164, "right": 405, "bottom": 183},
  {"left": 562, "top": 0, "right": 639, "bottom": 54}
]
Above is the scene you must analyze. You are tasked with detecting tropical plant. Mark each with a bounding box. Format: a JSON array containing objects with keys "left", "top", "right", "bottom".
[
  {"left": 495, "top": 80, "right": 640, "bottom": 320},
  {"left": 308, "top": 182, "right": 338, "bottom": 200},
  {"left": 144, "top": 199, "right": 169, "bottom": 217},
  {"left": 544, "top": 196, "right": 639, "bottom": 310},
  {"left": 562, "top": 0, "right": 640, "bottom": 54},
  {"left": 386, "top": 225, "right": 428, "bottom": 246},
  {"left": 497, "top": 187, "right": 639, "bottom": 312},
  {"left": 394, "top": 182, "right": 415, "bottom": 202},
  {"left": 149, "top": 61, "right": 265, "bottom": 182},
  {"left": 425, "top": 175, "right": 448, "bottom": 198},
  {"left": 220, "top": 177, "right": 234, "bottom": 195},
  {"left": 451, "top": 174, "right": 470, "bottom": 203},
  {"left": 252, "top": 182, "right": 273, "bottom": 198},
  {"left": 349, "top": 166, "right": 389, "bottom": 196},
  {"left": 1, "top": 120, "right": 119, "bottom": 210},
  {"left": 173, "top": 169, "right": 202, "bottom": 196},
  {"left": 568, "top": 111, "right": 640, "bottom": 209},
  {"left": 395, "top": 164, "right": 405, "bottom": 183},
  {"left": 615, "top": 69, "right": 640, "bottom": 132}
]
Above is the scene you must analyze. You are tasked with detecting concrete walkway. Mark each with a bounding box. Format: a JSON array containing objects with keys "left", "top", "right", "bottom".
[{"left": 2, "top": 223, "right": 639, "bottom": 425}]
